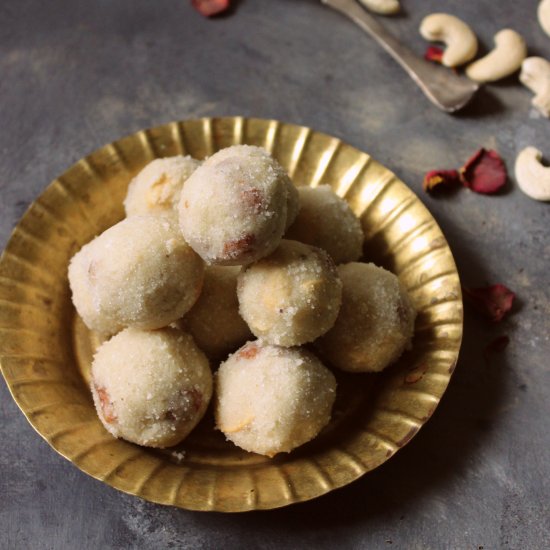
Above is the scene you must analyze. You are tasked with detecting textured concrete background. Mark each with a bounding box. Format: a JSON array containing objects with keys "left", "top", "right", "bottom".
[{"left": 1, "top": 0, "right": 549, "bottom": 548}]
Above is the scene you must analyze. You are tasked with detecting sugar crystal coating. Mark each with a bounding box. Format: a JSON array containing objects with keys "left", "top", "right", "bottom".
[
  {"left": 237, "top": 240, "right": 342, "bottom": 346},
  {"left": 68, "top": 215, "right": 204, "bottom": 335},
  {"left": 286, "top": 185, "right": 364, "bottom": 264},
  {"left": 178, "top": 145, "right": 299, "bottom": 265},
  {"left": 215, "top": 341, "right": 336, "bottom": 456},
  {"left": 315, "top": 262, "right": 417, "bottom": 372},
  {"left": 71, "top": 143, "right": 421, "bottom": 458},
  {"left": 124, "top": 156, "right": 201, "bottom": 217},
  {"left": 183, "top": 265, "right": 252, "bottom": 359},
  {"left": 91, "top": 327, "right": 212, "bottom": 448}
]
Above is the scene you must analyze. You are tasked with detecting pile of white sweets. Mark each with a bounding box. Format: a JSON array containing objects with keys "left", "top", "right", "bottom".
[{"left": 68, "top": 145, "right": 417, "bottom": 457}]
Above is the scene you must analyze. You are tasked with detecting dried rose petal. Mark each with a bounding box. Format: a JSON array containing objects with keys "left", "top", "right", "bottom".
[
  {"left": 424, "top": 46, "right": 444, "bottom": 64},
  {"left": 423, "top": 169, "right": 461, "bottom": 192},
  {"left": 484, "top": 335, "right": 510, "bottom": 355},
  {"left": 460, "top": 148, "right": 507, "bottom": 194},
  {"left": 484, "top": 335, "right": 510, "bottom": 364},
  {"left": 463, "top": 284, "right": 516, "bottom": 322},
  {"left": 191, "top": 0, "right": 230, "bottom": 17},
  {"left": 404, "top": 364, "right": 428, "bottom": 384}
]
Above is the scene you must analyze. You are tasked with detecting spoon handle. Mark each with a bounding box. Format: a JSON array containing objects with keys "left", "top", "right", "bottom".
[{"left": 321, "top": 0, "right": 479, "bottom": 112}]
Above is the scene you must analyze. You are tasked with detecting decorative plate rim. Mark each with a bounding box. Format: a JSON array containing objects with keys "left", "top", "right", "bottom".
[{"left": 0, "top": 117, "right": 463, "bottom": 512}]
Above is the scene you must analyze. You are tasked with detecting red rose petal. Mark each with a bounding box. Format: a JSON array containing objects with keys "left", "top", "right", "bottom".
[
  {"left": 424, "top": 45, "right": 444, "bottom": 64},
  {"left": 485, "top": 335, "right": 510, "bottom": 353},
  {"left": 463, "top": 284, "right": 516, "bottom": 322},
  {"left": 460, "top": 148, "right": 507, "bottom": 194},
  {"left": 422, "top": 169, "right": 461, "bottom": 193},
  {"left": 191, "top": 0, "right": 230, "bottom": 17},
  {"left": 404, "top": 364, "right": 428, "bottom": 384},
  {"left": 483, "top": 335, "right": 510, "bottom": 364}
]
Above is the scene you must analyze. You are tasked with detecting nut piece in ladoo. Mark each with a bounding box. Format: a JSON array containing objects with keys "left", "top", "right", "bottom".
[{"left": 124, "top": 155, "right": 201, "bottom": 217}]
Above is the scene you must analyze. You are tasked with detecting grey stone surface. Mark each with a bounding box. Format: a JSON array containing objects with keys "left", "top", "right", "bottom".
[{"left": 1, "top": 0, "right": 549, "bottom": 548}]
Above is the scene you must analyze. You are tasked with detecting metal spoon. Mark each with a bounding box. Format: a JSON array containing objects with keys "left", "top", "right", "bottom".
[{"left": 321, "top": 0, "right": 479, "bottom": 112}]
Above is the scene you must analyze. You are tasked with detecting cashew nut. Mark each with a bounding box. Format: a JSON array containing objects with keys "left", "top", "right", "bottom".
[
  {"left": 419, "top": 13, "right": 478, "bottom": 68},
  {"left": 538, "top": 0, "right": 550, "bottom": 37},
  {"left": 358, "top": 0, "right": 400, "bottom": 15},
  {"left": 514, "top": 147, "right": 550, "bottom": 201},
  {"left": 465, "top": 29, "right": 527, "bottom": 82},
  {"left": 520, "top": 57, "right": 550, "bottom": 117}
]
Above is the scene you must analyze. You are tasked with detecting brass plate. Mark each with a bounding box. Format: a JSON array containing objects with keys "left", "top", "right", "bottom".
[{"left": 0, "top": 117, "right": 463, "bottom": 512}]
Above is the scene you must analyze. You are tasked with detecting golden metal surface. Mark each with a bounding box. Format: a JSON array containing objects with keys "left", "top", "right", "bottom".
[{"left": 0, "top": 117, "right": 463, "bottom": 512}]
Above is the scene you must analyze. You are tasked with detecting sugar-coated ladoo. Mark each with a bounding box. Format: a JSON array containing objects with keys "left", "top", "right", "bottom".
[
  {"left": 237, "top": 240, "right": 342, "bottom": 346},
  {"left": 315, "top": 262, "right": 417, "bottom": 372},
  {"left": 124, "top": 156, "right": 200, "bottom": 217},
  {"left": 68, "top": 215, "right": 204, "bottom": 335},
  {"left": 183, "top": 265, "right": 252, "bottom": 359},
  {"left": 215, "top": 341, "right": 336, "bottom": 457},
  {"left": 91, "top": 328, "right": 212, "bottom": 448},
  {"left": 285, "top": 185, "right": 364, "bottom": 264},
  {"left": 178, "top": 145, "right": 299, "bottom": 265},
  {"left": 284, "top": 175, "right": 300, "bottom": 229}
]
